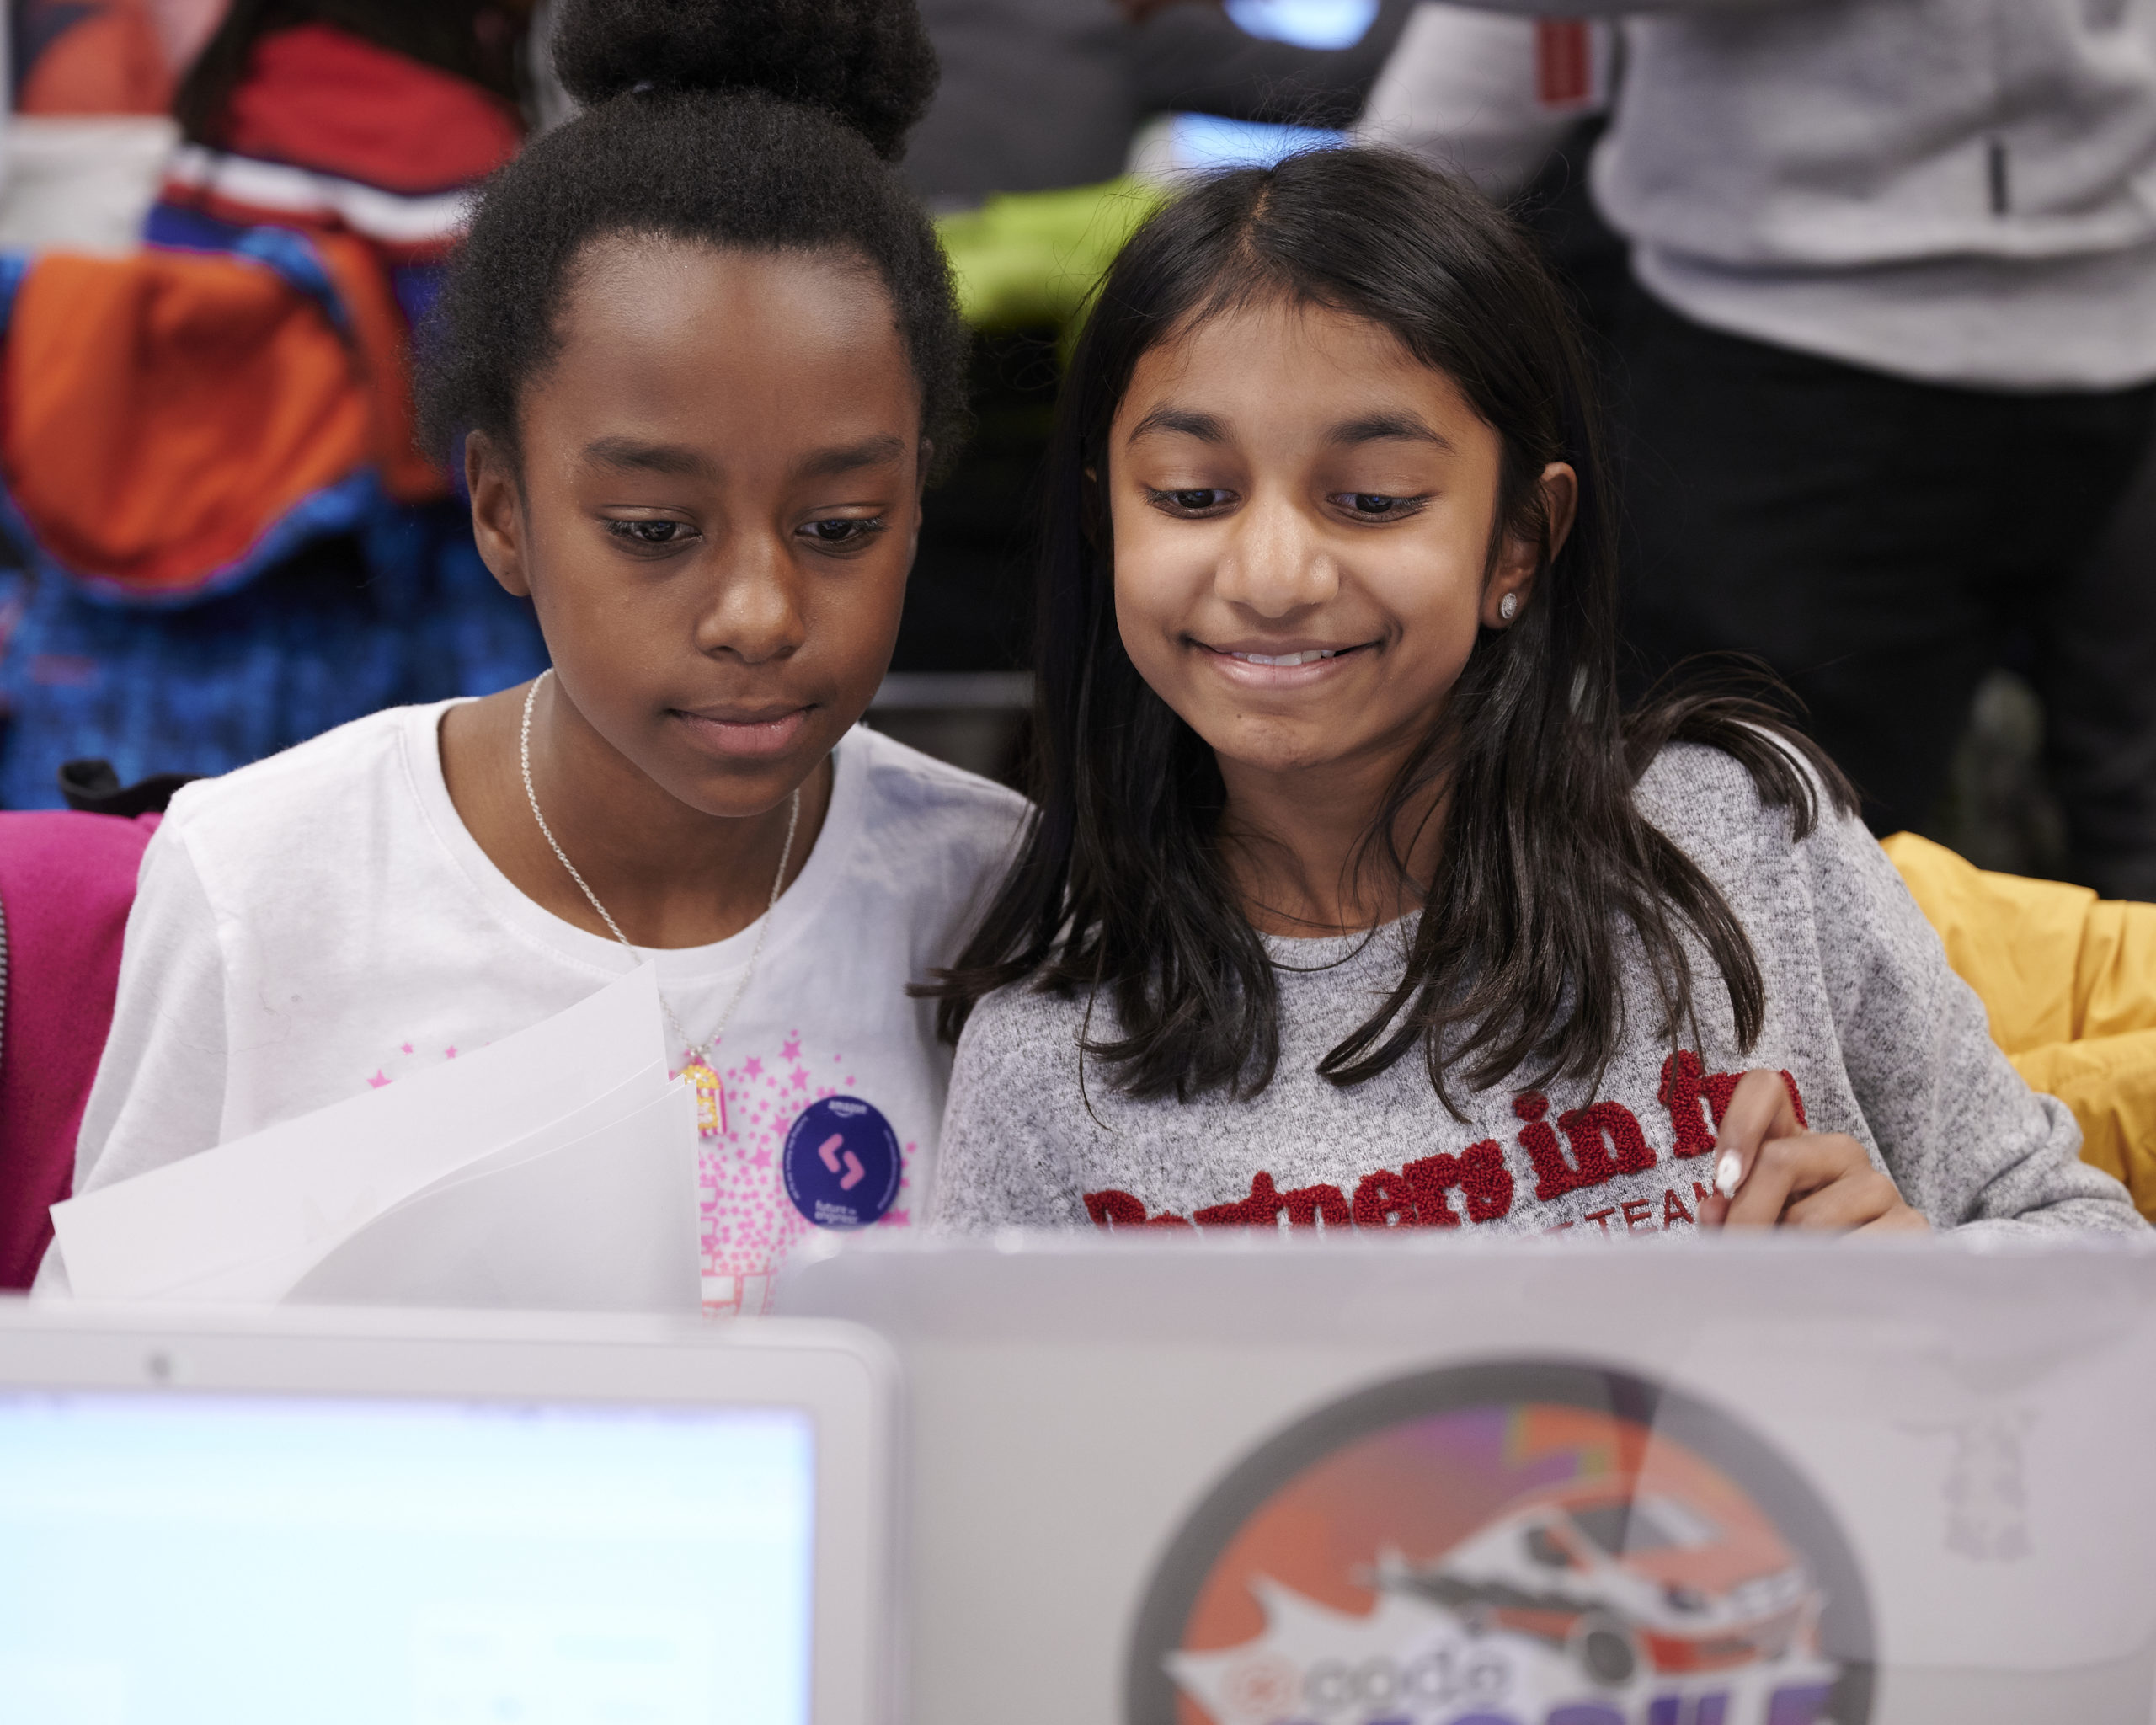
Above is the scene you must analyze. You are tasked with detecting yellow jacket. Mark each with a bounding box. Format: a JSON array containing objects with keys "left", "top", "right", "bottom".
[{"left": 1883, "top": 832, "right": 2156, "bottom": 1220}]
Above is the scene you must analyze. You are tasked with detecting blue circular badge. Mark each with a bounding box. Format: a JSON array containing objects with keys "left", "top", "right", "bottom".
[{"left": 782, "top": 1096, "right": 902, "bottom": 1229}]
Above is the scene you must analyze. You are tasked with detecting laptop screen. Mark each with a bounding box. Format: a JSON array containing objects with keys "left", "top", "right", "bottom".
[{"left": 0, "top": 1391, "right": 818, "bottom": 1725}]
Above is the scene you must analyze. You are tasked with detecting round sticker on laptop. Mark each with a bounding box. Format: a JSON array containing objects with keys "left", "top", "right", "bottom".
[
  {"left": 1128, "top": 1359, "right": 1874, "bottom": 1725},
  {"left": 782, "top": 1096, "right": 902, "bottom": 1229}
]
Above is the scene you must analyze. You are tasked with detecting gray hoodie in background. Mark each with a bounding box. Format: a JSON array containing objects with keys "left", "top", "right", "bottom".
[
  {"left": 905, "top": 0, "right": 1412, "bottom": 210},
  {"left": 1454, "top": 0, "right": 2156, "bottom": 388}
]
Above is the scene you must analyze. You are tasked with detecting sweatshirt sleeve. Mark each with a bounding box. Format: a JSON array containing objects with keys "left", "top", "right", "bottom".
[
  {"left": 34, "top": 820, "right": 231, "bottom": 1292},
  {"left": 1800, "top": 804, "right": 2146, "bottom": 1236},
  {"left": 930, "top": 986, "right": 1094, "bottom": 1233}
]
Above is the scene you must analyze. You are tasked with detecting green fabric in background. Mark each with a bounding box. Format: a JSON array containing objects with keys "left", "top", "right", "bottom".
[{"left": 936, "top": 178, "right": 1167, "bottom": 334}]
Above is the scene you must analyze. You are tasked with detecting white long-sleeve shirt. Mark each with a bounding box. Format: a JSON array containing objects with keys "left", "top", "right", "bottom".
[{"left": 1364, "top": 0, "right": 2156, "bottom": 390}]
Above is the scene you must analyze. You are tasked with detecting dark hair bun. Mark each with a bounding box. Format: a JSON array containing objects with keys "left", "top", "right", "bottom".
[{"left": 552, "top": 0, "right": 939, "bottom": 162}]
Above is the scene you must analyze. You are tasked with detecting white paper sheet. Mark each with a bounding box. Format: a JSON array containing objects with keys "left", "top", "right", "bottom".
[
  {"left": 136, "top": 1065, "right": 674, "bottom": 1306},
  {"left": 51, "top": 966, "right": 673, "bottom": 1303},
  {"left": 285, "top": 1083, "right": 702, "bottom": 1313}
]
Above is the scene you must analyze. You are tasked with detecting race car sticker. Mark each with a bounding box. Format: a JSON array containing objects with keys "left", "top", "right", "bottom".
[{"left": 1129, "top": 1360, "right": 1874, "bottom": 1725}]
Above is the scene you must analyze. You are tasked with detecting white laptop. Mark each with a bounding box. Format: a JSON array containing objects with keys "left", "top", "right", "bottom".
[
  {"left": 782, "top": 1231, "right": 2156, "bottom": 1725},
  {"left": 0, "top": 1302, "right": 898, "bottom": 1725}
]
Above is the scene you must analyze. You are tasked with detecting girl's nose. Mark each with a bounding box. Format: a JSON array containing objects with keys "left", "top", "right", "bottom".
[
  {"left": 695, "top": 530, "right": 808, "bottom": 664},
  {"left": 1212, "top": 492, "right": 1340, "bottom": 618}
]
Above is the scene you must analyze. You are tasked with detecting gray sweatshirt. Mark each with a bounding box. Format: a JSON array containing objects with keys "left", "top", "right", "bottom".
[
  {"left": 931, "top": 743, "right": 2146, "bottom": 1240},
  {"left": 1440, "top": 0, "right": 2156, "bottom": 389}
]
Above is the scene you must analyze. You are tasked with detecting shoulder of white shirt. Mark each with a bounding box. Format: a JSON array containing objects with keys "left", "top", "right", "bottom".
[
  {"left": 153, "top": 702, "right": 1031, "bottom": 855},
  {"left": 846, "top": 724, "right": 1028, "bottom": 825},
  {"left": 156, "top": 702, "right": 424, "bottom": 841}
]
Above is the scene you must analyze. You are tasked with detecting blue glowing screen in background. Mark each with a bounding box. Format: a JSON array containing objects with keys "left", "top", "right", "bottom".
[
  {"left": 0, "top": 1392, "right": 818, "bottom": 1725},
  {"left": 1168, "top": 113, "right": 1347, "bottom": 172},
  {"left": 1160, "top": 0, "right": 1374, "bottom": 171},
  {"left": 1224, "top": 0, "right": 1380, "bottom": 50}
]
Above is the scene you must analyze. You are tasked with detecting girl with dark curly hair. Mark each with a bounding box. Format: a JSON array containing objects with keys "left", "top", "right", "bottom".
[{"left": 45, "top": 0, "right": 1024, "bottom": 1313}]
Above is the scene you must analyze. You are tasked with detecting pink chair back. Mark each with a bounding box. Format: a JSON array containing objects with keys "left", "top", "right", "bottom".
[{"left": 0, "top": 810, "right": 155, "bottom": 1288}]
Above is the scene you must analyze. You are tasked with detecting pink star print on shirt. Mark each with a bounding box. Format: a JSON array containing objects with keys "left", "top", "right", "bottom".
[{"left": 697, "top": 1032, "right": 910, "bottom": 1317}]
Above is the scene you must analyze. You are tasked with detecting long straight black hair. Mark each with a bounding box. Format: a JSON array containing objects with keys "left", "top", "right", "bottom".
[{"left": 931, "top": 147, "right": 1854, "bottom": 1108}]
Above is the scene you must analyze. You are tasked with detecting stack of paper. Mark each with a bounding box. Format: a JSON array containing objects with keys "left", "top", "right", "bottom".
[{"left": 47, "top": 967, "right": 701, "bottom": 1313}]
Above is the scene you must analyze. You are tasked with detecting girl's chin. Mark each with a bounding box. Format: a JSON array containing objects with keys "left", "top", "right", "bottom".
[
  {"left": 1197, "top": 722, "right": 1384, "bottom": 782},
  {"left": 664, "top": 768, "right": 814, "bottom": 825}
]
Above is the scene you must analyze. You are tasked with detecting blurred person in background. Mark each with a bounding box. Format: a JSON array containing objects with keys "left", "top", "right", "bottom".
[
  {"left": 0, "top": 0, "right": 547, "bottom": 807},
  {"left": 1353, "top": 11, "right": 1623, "bottom": 337},
  {"left": 1369, "top": 0, "right": 2156, "bottom": 896},
  {"left": 903, "top": 0, "right": 1131, "bottom": 206},
  {"left": 907, "top": 0, "right": 1409, "bottom": 208},
  {"left": 153, "top": 0, "right": 526, "bottom": 320}
]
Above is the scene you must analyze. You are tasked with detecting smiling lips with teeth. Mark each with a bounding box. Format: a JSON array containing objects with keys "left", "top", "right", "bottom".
[{"left": 1226, "top": 649, "right": 1348, "bottom": 667}]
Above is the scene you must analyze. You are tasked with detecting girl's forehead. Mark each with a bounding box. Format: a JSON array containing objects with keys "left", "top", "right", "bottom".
[
  {"left": 523, "top": 237, "right": 919, "bottom": 441},
  {"left": 1114, "top": 299, "right": 1475, "bottom": 434},
  {"left": 554, "top": 234, "right": 895, "bottom": 356}
]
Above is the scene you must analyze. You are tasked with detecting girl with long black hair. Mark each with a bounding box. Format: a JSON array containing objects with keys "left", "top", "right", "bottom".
[{"left": 929, "top": 147, "right": 2142, "bottom": 1239}]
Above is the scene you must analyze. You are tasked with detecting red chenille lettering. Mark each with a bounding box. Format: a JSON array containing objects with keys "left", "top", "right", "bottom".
[
  {"left": 1400, "top": 1142, "right": 1517, "bottom": 1228},
  {"left": 1514, "top": 1092, "right": 1582, "bottom": 1201},
  {"left": 1780, "top": 1070, "right": 1810, "bottom": 1129},
  {"left": 1281, "top": 1183, "right": 1350, "bottom": 1228},
  {"left": 1352, "top": 1169, "right": 1418, "bottom": 1229},
  {"left": 1458, "top": 1139, "right": 1515, "bottom": 1223},
  {"left": 1658, "top": 1051, "right": 1717, "bottom": 1159},
  {"left": 1559, "top": 1101, "right": 1657, "bottom": 1178},
  {"left": 1704, "top": 1066, "right": 1811, "bottom": 1130},
  {"left": 1400, "top": 1153, "right": 1464, "bottom": 1226},
  {"left": 1193, "top": 1171, "right": 1286, "bottom": 1228},
  {"left": 1084, "top": 1189, "right": 1146, "bottom": 1228}
]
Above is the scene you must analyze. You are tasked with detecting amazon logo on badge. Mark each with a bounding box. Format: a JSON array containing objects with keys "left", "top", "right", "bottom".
[
  {"left": 782, "top": 1095, "right": 902, "bottom": 1229},
  {"left": 1129, "top": 1362, "right": 1875, "bottom": 1725}
]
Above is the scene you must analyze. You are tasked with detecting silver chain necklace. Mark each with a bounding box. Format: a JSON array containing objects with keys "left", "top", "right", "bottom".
[{"left": 520, "top": 670, "right": 801, "bottom": 1140}]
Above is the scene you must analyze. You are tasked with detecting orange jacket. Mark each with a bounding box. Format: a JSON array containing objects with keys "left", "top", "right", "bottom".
[{"left": 0, "top": 233, "right": 425, "bottom": 601}]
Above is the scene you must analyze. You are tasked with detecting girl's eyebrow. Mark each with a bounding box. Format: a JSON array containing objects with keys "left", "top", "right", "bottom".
[
  {"left": 581, "top": 436, "right": 712, "bottom": 478},
  {"left": 1127, "top": 405, "right": 1228, "bottom": 446},
  {"left": 577, "top": 433, "right": 906, "bottom": 481},
  {"left": 798, "top": 434, "right": 909, "bottom": 478},
  {"left": 1327, "top": 412, "right": 1455, "bottom": 452}
]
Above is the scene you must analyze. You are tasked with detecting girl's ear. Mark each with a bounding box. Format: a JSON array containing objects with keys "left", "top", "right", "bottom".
[
  {"left": 1483, "top": 461, "right": 1577, "bottom": 629},
  {"left": 466, "top": 431, "right": 532, "bottom": 600},
  {"left": 1541, "top": 461, "right": 1579, "bottom": 559}
]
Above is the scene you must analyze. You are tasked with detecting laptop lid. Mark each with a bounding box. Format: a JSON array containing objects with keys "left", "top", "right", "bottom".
[
  {"left": 0, "top": 1302, "right": 898, "bottom": 1725},
  {"left": 783, "top": 1231, "right": 2156, "bottom": 1725}
]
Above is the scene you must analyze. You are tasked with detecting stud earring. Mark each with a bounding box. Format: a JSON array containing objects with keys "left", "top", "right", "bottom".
[{"left": 1498, "top": 592, "right": 1519, "bottom": 622}]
